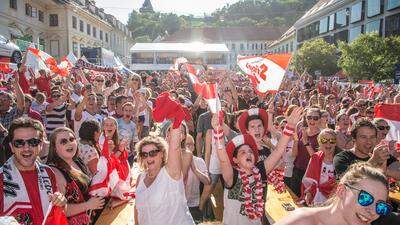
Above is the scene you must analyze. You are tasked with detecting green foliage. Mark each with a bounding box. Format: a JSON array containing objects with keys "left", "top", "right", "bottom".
[
  {"left": 127, "top": 0, "right": 318, "bottom": 42},
  {"left": 292, "top": 39, "right": 338, "bottom": 76},
  {"left": 338, "top": 33, "right": 400, "bottom": 82}
]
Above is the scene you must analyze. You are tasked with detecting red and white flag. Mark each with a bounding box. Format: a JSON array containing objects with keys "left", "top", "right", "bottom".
[
  {"left": 202, "top": 83, "right": 221, "bottom": 113},
  {"left": 237, "top": 54, "right": 291, "bottom": 94},
  {"left": 374, "top": 104, "right": 400, "bottom": 141}
]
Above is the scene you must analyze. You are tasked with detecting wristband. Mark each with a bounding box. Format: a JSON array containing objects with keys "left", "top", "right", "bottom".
[{"left": 283, "top": 125, "right": 295, "bottom": 137}]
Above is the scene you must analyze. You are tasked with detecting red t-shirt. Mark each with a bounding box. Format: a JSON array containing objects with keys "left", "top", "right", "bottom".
[
  {"left": 35, "top": 76, "right": 51, "bottom": 97},
  {"left": 0, "top": 167, "right": 57, "bottom": 225}
]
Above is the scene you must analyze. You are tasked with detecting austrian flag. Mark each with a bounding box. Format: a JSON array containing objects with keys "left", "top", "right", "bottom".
[
  {"left": 237, "top": 54, "right": 291, "bottom": 94},
  {"left": 374, "top": 104, "right": 400, "bottom": 141}
]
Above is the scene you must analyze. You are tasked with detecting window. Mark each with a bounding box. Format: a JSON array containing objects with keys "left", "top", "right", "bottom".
[
  {"left": 320, "top": 17, "right": 329, "bottom": 34},
  {"left": 10, "top": 0, "right": 17, "bottom": 10},
  {"left": 329, "top": 14, "right": 335, "bottom": 31},
  {"left": 365, "top": 19, "right": 382, "bottom": 35},
  {"left": 100, "top": 30, "right": 103, "bottom": 40},
  {"left": 264, "top": 43, "right": 267, "bottom": 49},
  {"left": 334, "top": 29, "right": 348, "bottom": 44},
  {"left": 349, "top": 25, "right": 363, "bottom": 41},
  {"left": 385, "top": 13, "right": 400, "bottom": 36},
  {"left": 290, "top": 42, "right": 293, "bottom": 52},
  {"left": 105, "top": 33, "right": 108, "bottom": 42},
  {"left": 285, "top": 44, "right": 289, "bottom": 52},
  {"left": 351, "top": 1, "right": 364, "bottom": 23},
  {"left": 231, "top": 43, "right": 236, "bottom": 50},
  {"left": 252, "top": 43, "right": 254, "bottom": 50},
  {"left": 72, "top": 16, "right": 77, "bottom": 29},
  {"left": 49, "top": 14, "right": 58, "bottom": 26},
  {"left": 79, "top": 20, "right": 84, "bottom": 32},
  {"left": 336, "top": 9, "right": 348, "bottom": 28},
  {"left": 93, "top": 27, "right": 96, "bottom": 38},
  {"left": 38, "top": 10, "right": 44, "bottom": 22},
  {"left": 367, "top": 0, "right": 383, "bottom": 17},
  {"left": 25, "top": 4, "right": 32, "bottom": 16},
  {"left": 73, "top": 42, "right": 79, "bottom": 57},
  {"left": 31, "top": 7, "right": 37, "bottom": 18},
  {"left": 240, "top": 43, "right": 244, "bottom": 50},
  {"left": 87, "top": 24, "right": 91, "bottom": 35},
  {"left": 388, "top": 0, "right": 400, "bottom": 10}
]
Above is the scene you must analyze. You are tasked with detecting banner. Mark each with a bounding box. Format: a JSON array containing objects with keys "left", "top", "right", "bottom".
[
  {"left": 74, "top": 59, "right": 115, "bottom": 72},
  {"left": 237, "top": 54, "right": 291, "bottom": 94}
]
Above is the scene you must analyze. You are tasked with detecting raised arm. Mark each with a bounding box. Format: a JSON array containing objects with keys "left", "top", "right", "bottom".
[
  {"left": 13, "top": 73, "right": 25, "bottom": 112},
  {"left": 264, "top": 107, "right": 303, "bottom": 174},
  {"left": 166, "top": 126, "right": 183, "bottom": 180},
  {"left": 74, "top": 92, "right": 88, "bottom": 121}
]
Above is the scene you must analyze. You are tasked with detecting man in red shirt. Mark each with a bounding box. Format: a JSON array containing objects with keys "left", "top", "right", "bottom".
[
  {"left": 34, "top": 69, "right": 52, "bottom": 97},
  {"left": 0, "top": 117, "right": 66, "bottom": 225}
]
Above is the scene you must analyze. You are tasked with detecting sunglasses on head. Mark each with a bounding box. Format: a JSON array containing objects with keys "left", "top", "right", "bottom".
[
  {"left": 12, "top": 138, "right": 42, "bottom": 148},
  {"left": 306, "top": 115, "right": 320, "bottom": 121},
  {"left": 377, "top": 126, "right": 390, "bottom": 131},
  {"left": 59, "top": 137, "right": 76, "bottom": 145},
  {"left": 139, "top": 149, "right": 161, "bottom": 159},
  {"left": 345, "top": 183, "right": 392, "bottom": 216},
  {"left": 320, "top": 137, "right": 336, "bottom": 144}
]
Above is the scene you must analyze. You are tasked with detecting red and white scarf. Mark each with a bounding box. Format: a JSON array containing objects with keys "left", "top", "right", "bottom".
[
  {"left": 237, "top": 166, "right": 264, "bottom": 220},
  {"left": 1, "top": 156, "right": 53, "bottom": 221}
]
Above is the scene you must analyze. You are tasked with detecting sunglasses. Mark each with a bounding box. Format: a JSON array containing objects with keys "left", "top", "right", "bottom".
[
  {"left": 306, "top": 116, "right": 320, "bottom": 121},
  {"left": 52, "top": 94, "right": 61, "bottom": 99},
  {"left": 320, "top": 137, "right": 336, "bottom": 144},
  {"left": 224, "top": 89, "right": 231, "bottom": 92},
  {"left": 377, "top": 126, "right": 390, "bottom": 131},
  {"left": 342, "top": 100, "right": 350, "bottom": 104},
  {"left": 59, "top": 137, "right": 76, "bottom": 145},
  {"left": 12, "top": 138, "right": 42, "bottom": 148},
  {"left": 139, "top": 149, "right": 161, "bottom": 159},
  {"left": 345, "top": 184, "right": 392, "bottom": 216},
  {"left": 95, "top": 79, "right": 105, "bottom": 83},
  {"left": 366, "top": 111, "right": 374, "bottom": 115}
]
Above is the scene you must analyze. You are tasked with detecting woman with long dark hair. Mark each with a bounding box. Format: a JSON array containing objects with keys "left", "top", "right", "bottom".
[
  {"left": 48, "top": 127, "right": 105, "bottom": 225},
  {"left": 78, "top": 119, "right": 101, "bottom": 177}
]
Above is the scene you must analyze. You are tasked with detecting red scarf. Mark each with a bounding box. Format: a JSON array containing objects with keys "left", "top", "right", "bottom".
[{"left": 237, "top": 166, "right": 264, "bottom": 220}]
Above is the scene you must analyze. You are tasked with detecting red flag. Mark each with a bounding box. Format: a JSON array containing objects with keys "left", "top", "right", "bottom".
[{"left": 43, "top": 206, "right": 68, "bottom": 225}]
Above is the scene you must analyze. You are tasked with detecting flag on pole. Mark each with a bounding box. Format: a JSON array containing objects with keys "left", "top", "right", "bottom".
[
  {"left": 66, "top": 52, "right": 77, "bottom": 65},
  {"left": 237, "top": 54, "right": 291, "bottom": 94},
  {"left": 201, "top": 83, "right": 221, "bottom": 113},
  {"left": 374, "top": 104, "right": 400, "bottom": 141}
]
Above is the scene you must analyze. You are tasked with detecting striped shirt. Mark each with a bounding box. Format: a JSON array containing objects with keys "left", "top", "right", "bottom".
[{"left": 45, "top": 103, "right": 67, "bottom": 135}]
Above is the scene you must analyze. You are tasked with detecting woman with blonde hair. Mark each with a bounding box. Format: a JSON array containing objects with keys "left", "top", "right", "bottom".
[
  {"left": 47, "top": 127, "right": 105, "bottom": 225},
  {"left": 276, "top": 162, "right": 393, "bottom": 225}
]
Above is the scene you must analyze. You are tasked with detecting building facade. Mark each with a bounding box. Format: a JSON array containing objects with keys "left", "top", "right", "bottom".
[
  {"left": 294, "top": 0, "right": 400, "bottom": 48},
  {"left": 162, "top": 27, "right": 285, "bottom": 69},
  {"left": 268, "top": 26, "right": 296, "bottom": 54},
  {"left": 0, "top": 0, "right": 134, "bottom": 64}
]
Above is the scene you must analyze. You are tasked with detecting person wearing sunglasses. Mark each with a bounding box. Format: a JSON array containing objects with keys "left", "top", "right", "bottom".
[
  {"left": 372, "top": 119, "right": 391, "bottom": 145},
  {"left": 127, "top": 73, "right": 143, "bottom": 96},
  {"left": 334, "top": 119, "right": 400, "bottom": 182},
  {"left": 0, "top": 117, "right": 67, "bottom": 225},
  {"left": 292, "top": 107, "right": 321, "bottom": 196},
  {"left": 275, "top": 162, "right": 392, "bottom": 225},
  {"left": 134, "top": 94, "right": 195, "bottom": 225},
  {"left": 301, "top": 129, "right": 338, "bottom": 206},
  {"left": 47, "top": 127, "right": 105, "bottom": 225}
]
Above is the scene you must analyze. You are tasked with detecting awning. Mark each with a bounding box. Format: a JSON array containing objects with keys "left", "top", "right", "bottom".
[{"left": 9, "top": 26, "right": 23, "bottom": 38}]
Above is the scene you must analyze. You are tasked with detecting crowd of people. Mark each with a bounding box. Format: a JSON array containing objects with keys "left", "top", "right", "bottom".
[{"left": 0, "top": 60, "right": 399, "bottom": 225}]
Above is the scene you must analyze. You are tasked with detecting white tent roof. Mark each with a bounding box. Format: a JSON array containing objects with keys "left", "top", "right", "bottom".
[{"left": 130, "top": 42, "right": 229, "bottom": 53}]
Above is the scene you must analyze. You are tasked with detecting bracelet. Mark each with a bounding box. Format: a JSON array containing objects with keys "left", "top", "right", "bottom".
[{"left": 283, "top": 125, "right": 295, "bottom": 137}]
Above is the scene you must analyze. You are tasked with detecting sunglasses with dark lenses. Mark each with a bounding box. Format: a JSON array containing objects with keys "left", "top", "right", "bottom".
[
  {"left": 139, "top": 149, "right": 161, "bottom": 159},
  {"left": 377, "top": 126, "right": 390, "bottom": 131},
  {"left": 345, "top": 184, "right": 392, "bottom": 216},
  {"left": 95, "top": 79, "right": 105, "bottom": 83},
  {"left": 320, "top": 137, "right": 336, "bottom": 144},
  {"left": 366, "top": 111, "right": 374, "bottom": 115},
  {"left": 59, "top": 137, "right": 76, "bottom": 145},
  {"left": 306, "top": 116, "right": 320, "bottom": 121},
  {"left": 12, "top": 138, "right": 42, "bottom": 148},
  {"left": 52, "top": 94, "right": 61, "bottom": 99}
]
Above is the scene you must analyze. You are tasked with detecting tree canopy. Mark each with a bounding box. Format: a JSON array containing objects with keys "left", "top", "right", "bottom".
[
  {"left": 291, "top": 38, "right": 338, "bottom": 77},
  {"left": 338, "top": 33, "right": 400, "bottom": 82},
  {"left": 127, "top": 0, "right": 318, "bottom": 42}
]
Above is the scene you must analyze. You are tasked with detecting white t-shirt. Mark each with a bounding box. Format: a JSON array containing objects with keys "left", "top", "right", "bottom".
[
  {"left": 209, "top": 133, "right": 222, "bottom": 174},
  {"left": 185, "top": 156, "right": 208, "bottom": 207},
  {"left": 139, "top": 100, "right": 153, "bottom": 127},
  {"left": 72, "top": 110, "right": 103, "bottom": 135}
]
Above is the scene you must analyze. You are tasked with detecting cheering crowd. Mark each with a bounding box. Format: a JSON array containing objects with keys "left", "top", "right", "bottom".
[{"left": 0, "top": 60, "right": 400, "bottom": 225}]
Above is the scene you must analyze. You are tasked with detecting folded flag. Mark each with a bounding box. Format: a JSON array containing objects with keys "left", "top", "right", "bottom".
[
  {"left": 374, "top": 104, "right": 400, "bottom": 141},
  {"left": 237, "top": 54, "right": 291, "bottom": 94}
]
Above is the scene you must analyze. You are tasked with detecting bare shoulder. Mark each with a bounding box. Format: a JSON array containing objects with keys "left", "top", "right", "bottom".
[{"left": 274, "top": 208, "right": 319, "bottom": 225}]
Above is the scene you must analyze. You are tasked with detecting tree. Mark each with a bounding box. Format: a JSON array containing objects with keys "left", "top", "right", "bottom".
[
  {"left": 338, "top": 33, "right": 400, "bottom": 82},
  {"left": 292, "top": 38, "right": 338, "bottom": 77}
]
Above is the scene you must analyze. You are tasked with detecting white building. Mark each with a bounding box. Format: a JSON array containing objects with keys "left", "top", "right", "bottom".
[
  {"left": 162, "top": 27, "right": 286, "bottom": 70},
  {"left": 267, "top": 27, "right": 296, "bottom": 54},
  {"left": 0, "top": 0, "right": 134, "bottom": 64}
]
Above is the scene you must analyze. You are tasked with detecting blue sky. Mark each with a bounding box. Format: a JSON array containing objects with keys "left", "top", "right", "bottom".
[{"left": 95, "top": 0, "right": 240, "bottom": 24}]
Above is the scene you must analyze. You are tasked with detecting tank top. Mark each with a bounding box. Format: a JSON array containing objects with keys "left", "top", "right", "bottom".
[{"left": 135, "top": 167, "right": 195, "bottom": 225}]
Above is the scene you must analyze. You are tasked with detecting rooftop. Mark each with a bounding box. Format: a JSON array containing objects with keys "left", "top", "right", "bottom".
[
  {"left": 130, "top": 42, "right": 230, "bottom": 53},
  {"left": 268, "top": 27, "right": 296, "bottom": 47},
  {"left": 162, "top": 27, "right": 287, "bottom": 42}
]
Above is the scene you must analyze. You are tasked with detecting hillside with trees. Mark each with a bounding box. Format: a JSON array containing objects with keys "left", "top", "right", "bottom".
[{"left": 127, "top": 0, "right": 318, "bottom": 42}]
